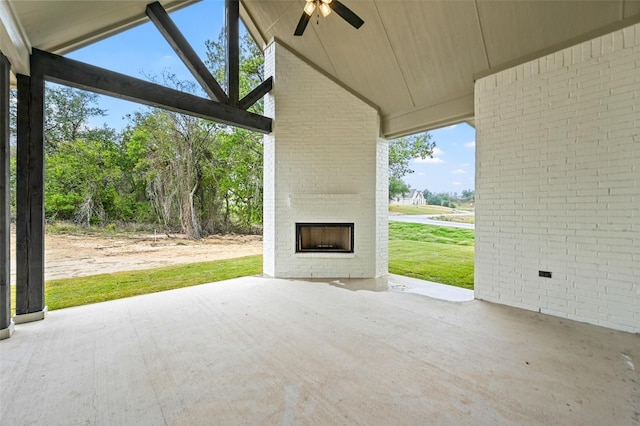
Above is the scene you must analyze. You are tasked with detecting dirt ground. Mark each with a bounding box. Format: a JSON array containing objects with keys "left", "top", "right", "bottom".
[{"left": 9, "top": 228, "right": 263, "bottom": 283}]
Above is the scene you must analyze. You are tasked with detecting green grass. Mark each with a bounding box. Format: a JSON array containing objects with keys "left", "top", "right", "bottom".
[
  {"left": 389, "top": 221, "right": 474, "bottom": 245},
  {"left": 389, "top": 222, "right": 474, "bottom": 289},
  {"left": 389, "top": 204, "right": 454, "bottom": 215},
  {"left": 9, "top": 255, "right": 262, "bottom": 312},
  {"left": 8, "top": 222, "right": 474, "bottom": 313},
  {"left": 430, "top": 214, "right": 475, "bottom": 224}
]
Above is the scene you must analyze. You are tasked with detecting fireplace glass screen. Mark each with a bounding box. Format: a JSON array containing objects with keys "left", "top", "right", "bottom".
[{"left": 296, "top": 223, "right": 354, "bottom": 253}]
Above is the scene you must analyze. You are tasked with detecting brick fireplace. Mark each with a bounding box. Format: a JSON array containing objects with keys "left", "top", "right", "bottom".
[{"left": 262, "top": 41, "right": 388, "bottom": 279}]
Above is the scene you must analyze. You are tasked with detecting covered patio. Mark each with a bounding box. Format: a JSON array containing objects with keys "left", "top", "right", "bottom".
[
  {"left": 1, "top": 275, "right": 638, "bottom": 424},
  {"left": 1, "top": 0, "right": 640, "bottom": 422},
  {"left": 2, "top": 0, "right": 639, "bottom": 334}
]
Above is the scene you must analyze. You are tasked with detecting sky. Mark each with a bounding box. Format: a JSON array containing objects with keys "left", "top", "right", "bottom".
[
  {"left": 66, "top": 0, "right": 475, "bottom": 195},
  {"left": 404, "top": 124, "right": 476, "bottom": 195}
]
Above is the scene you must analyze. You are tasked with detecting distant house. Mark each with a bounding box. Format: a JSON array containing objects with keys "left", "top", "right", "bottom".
[{"left": 394, "top": 189, "right": 426, "bottom": 205}]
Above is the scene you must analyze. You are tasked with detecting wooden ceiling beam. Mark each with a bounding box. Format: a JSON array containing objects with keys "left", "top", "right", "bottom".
[
  {"left": 145, "top": 1, "right": 228, "bottom": 103},
  {"left": 225, "top": 0, "right": 240, "bottom": 107},
  {"left": 31, "top": 48, "right": 272, "bottom": 133}
]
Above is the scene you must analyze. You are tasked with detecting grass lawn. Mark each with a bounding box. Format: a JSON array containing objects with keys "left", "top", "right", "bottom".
[
  {"left": 430, "top": 214, "right": 475, "bottom": 224},
  {"left": 389, "top": 204, "right": 454, "bottom": 215},
  {"left": 11, "top": 255, "right": 262, "bottom": 313},
  {"left": 388, "top": 222, "right": 474, "bottom": 289},
  {"left": 9, "top": 223, "right": 474, "bottom": 313}
]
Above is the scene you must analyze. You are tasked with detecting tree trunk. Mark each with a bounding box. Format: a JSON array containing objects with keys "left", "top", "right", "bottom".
[{"left": 188, "top": 182, "right": 201, "bottom": 239}]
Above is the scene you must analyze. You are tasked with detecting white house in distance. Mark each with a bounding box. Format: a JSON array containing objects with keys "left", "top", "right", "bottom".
[{"left": 392, "top": 189, "right": 426, "bottom": 206}]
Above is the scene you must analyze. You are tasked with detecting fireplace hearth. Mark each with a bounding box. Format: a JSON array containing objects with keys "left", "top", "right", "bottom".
[{"left": 296, "top": 223, "right": 354, "bottom": 253}]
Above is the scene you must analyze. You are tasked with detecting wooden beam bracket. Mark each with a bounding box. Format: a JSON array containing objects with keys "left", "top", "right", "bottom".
[
  {"left": 146, "top": 1, "right": 228, "bottom": 104},
  {"left": 239, "top": 76, "right": 273, "bottom": 111}
]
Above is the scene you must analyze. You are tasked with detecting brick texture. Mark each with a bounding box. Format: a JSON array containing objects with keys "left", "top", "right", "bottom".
[
  {"left": 263, "top": 42, "right": 387, "bottom": 278},
  {"left": 475, "top": 24, "right": 640, "bottom": 332}
]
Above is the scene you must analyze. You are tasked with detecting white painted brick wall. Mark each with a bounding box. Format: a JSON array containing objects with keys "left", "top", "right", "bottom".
[
  {"left": 475, "top": 23, "right": 640, "bottom": 333},
  {"left": 263, "top": 42, "right": 387, "bottom": 278}
]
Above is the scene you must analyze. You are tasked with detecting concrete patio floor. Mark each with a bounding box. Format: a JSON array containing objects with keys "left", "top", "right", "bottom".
[{"left": 1, "top": 276, "right": 638, "bottom": 425}]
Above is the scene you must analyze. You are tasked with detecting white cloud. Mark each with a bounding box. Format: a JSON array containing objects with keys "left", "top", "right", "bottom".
[
  {"left": 414, "top": 146, "right": 445, "bottom": 164},
  {"left": 464, "top": 141, "right": 476, "bottom": 148},
  {"left": 459, "top": 163, "right": 471, "bottom": 167},
  {"left": 416, "top": 157, "right": 445, "bottom": 164},
  {"left": 452, "top": 181, "right": 462, "bottom": 186},
  {"left": 417, "top": 172, "right": 425, "bottom": 176},
  {"left": 452, "top": 169, "right": 465, "bottom": 175}
]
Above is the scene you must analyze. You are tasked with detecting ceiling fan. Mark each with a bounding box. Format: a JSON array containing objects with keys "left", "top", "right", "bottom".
[{"left": 294, "top": 0, "right": 365, "bottom": 36}]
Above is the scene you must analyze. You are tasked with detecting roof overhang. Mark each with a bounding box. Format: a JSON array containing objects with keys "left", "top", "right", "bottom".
[
  {"left": 2, "top": 0, "right": 640, "bottom": 137},
  {"left": 241, "top": 0, "right": 640, "bottom": 137},
  {"left": 0, "top": 0, "right": 197, "bottom": 80}
]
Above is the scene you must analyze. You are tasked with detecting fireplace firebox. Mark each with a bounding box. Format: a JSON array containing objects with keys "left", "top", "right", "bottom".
[{"left": 296, "top": 223, "right": 354, "bottom": 253}]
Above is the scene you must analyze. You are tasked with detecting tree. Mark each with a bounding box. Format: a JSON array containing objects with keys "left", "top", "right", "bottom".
[
  {"left": 9, "top": 84, "right": 124, "bottom": 224},
  {"left": 205, "top": 31, "right": 264, "bottom": 113},
  {"left": 9, "top": 89, "right": 16, "bottom": 145},
  {"left": 217, "top": 129, "right": 263, "bottom": 229},
  {"left": 8, "top": 90, "right": 17, "bottom": 219},
  {"left": 461, "top": 189, "right": 475, "bottom": 202},
  {"left": 422, "top": 189, "right": 458, "bottom": 208},
  {"left": 121, "top": 32, "right": 266, "bottom": 237},
  {"left": 127, "top": 100, "right": 220, "bottom": 238},
  {"left": 389, "top": 178, "right": 410, "bottom": 201},
  {"left": 45, "top": 137, "right": 124, "bottom": 224},
  {"left": 388, "top": 132, "right": 435, "bottom": 200},
  {"left": 10, "top": 33, "right": 267, "bottom": 235},
  {"left": 44, "top": 84, "right": 107, "bottom": 153}
]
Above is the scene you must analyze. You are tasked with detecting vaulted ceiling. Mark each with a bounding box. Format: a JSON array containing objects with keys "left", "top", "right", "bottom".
[{"left": 2, "top": 0, "right": 640, "bottom": 137}]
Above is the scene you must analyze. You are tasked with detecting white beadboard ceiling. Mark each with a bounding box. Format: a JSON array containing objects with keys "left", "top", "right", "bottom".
[{"left": 3, "top": 0, "right": 640, "bottom": 137}]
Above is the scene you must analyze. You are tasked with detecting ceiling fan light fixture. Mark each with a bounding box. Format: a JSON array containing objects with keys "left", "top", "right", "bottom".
[
  {"left": 319, "top": 3, "right": 332, "bottom": 17},
  {"left": 295, "top": 0, "right": 364, "bottom": 36},
  {"left": 304, "top": 1, "right": 316, "bottom": 16}
]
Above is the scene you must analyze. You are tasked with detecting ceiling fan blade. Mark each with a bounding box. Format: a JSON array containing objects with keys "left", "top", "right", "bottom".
[
  {"left": 294, "top": 12, "right": 311, "bottom": 36},
  {"left": 331, "top": 0, "right": 364, "bottom": 29}
]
